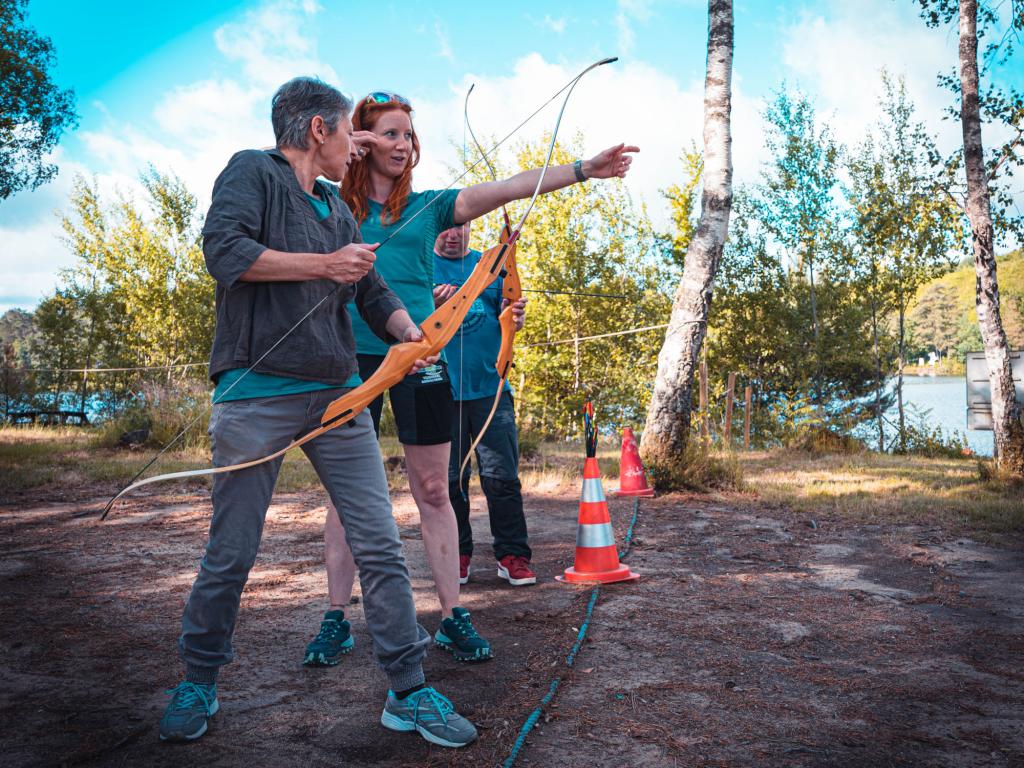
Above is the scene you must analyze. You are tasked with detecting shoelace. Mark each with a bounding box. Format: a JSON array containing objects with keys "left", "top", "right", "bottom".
[
  {"left": 166, "top": 681, "right": 214, "bottom": 712},
  {"left": 409, "top": 687, "right": 453, "bottom": 726},
  {"left": 453, "top": 614, "right": 481, "bottom": 640},
  {"left": 314, "top": 619, "right": 343, "bottom": 643},
  {"left": 510, "top": 556, "right": 531, "bottom": 574}
]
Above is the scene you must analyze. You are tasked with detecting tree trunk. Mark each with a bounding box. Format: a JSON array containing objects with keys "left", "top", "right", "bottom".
[
  {"left": 807, "top": 254, "right": 823, "bottom": 415},
  {"left": 869, "top": 278, "right": 885, "bottom": 453},
  {"left": 641, "top": 0, "right": 733, "bottom": 486},
  {"left": 897, "top": 301, "right": 906, "bottom": 450},
  {"left": 958, "top": 0, "right": 1024, "bottom": 474}
]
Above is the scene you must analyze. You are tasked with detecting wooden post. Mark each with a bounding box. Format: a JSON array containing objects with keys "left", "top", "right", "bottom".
[
  {"left": 724, "top": 372, "right": 736, "bottom": 447},
  {"left": 744, "top": 384, "right": 752, "bottom": 450},
  {"left": 699, "top": 360, "right": 709, "bottom": 442}
]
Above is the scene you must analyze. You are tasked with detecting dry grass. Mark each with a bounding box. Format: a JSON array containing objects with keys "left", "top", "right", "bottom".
[
  {"left": 739, "top": 449, "right": 1024, "bottom": 534},
  {"left": 0, "top": 426, "right": 623, "bottom": 500},
  {"left": 5, "top": 426, "right": 1020, "bottom": 537}
]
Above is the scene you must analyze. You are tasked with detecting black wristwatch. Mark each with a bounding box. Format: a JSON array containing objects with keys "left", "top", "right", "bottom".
[{"left": 573, "top": 159, "right": 588, "bottom": 183}]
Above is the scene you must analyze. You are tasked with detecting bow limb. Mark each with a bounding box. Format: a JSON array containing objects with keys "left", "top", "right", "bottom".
[
  {"left": 457, "top": 57, "right": 614, "bottom": 482},
  {"left": 459, "top": 82, "right": 524, "bottom": 483}
]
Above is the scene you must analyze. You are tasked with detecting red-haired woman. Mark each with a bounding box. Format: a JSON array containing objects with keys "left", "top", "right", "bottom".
[{"left": 302, "top": 90, "right": 637, "bottom": 665}]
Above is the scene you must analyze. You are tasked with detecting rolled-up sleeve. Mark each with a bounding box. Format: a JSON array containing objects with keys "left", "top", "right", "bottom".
[
  {"left": 354, "top": 267, "right": 405, "bottom": 343},
  {"left": 202, "top": 151, "right": 268, "bottom": 290}
]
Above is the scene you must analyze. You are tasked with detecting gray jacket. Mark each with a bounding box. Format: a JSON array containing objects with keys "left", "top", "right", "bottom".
[{"left": 202, "top": 149, "right": 403, "bottom": 384}]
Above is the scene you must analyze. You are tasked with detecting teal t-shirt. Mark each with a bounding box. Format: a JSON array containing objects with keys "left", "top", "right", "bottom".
[
  {"left": 211, "top": 187, "right": 362, "bottom": 402},
  {"left": 434, "top": 249, "right": 513, "bottom": 402},
  {"left": 347, "top": 189, "right": 460, "bottom": 356}
]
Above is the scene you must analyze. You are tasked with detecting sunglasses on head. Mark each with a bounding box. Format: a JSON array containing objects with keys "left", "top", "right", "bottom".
[{"left": 365, "top": 91, "right": 410, "bottom": 106}]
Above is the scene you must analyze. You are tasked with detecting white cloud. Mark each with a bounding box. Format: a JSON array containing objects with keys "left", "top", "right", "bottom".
[
  {"left": 540, "top": 15, "right": 567, "bottom": 34},
  {"left": 434, "top": 21, "right": 455, "bottom": 63},
  {"left": 404, "top": 53, "right": 765, "bottom": 233},
  {"left": 778, "top": 0, "right": 959, "bottom": 153},
  {"left": 214, "top": 0, "right": 335, "bottom": 87},
  {"left": 615, "top": 0, "right": 654, "bottom": 56}
]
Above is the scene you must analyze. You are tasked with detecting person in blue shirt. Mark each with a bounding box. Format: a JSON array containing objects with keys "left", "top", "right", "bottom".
[
  {"left": 433, "top": 222, "right": 535, "bottom": 586},
  {"left": 304, "top": 89, "right": 638, "bottom": 665}
]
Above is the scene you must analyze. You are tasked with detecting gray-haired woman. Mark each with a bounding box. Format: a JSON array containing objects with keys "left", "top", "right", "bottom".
[{"left": 158, "top": 77, "right": 476, "bottom": 749}]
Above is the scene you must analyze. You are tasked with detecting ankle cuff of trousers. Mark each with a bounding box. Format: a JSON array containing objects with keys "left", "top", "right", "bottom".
[
  {"left": 185, "top": 663, "right": 219, "bottom": 685},
  {"left": 388, "top": 665, "right": 425, "bottom": 694}
]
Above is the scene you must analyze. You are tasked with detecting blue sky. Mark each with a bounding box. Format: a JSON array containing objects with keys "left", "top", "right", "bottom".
[{"left": 1, "top": 0, "right": 1020, "bottom": 313}]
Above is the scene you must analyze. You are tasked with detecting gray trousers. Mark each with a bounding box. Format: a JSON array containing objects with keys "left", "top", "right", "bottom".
[{"left": 179, "top": 389, "right": 428, "bottom": 692}]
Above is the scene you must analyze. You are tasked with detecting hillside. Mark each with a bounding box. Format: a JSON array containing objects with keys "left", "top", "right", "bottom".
[{"left": 907, "top": 249, "right": 1024, "bottom": 365}]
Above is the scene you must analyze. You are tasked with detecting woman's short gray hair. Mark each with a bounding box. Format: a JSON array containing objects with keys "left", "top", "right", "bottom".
[{"left": 271, "top": 77, "right": 353, "bottom": 150}]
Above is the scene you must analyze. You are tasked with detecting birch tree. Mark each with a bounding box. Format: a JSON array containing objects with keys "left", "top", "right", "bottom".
[
  {"left": 641, "top": 0, "right": 733, "bottom": 486},
  {"left": 957, "top": 0, "right": 1024, "bottom": 472},
  {"left": 919, "top": 0, "right": 1024, "bottom": 473}
]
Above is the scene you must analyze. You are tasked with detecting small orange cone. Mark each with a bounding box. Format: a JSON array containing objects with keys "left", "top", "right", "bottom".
[
  {"left": 612, "top": 427, "right": 654, "bottom": 498},
  {"left": 557, "top": 403, "right": 639, "bottom": 585}
]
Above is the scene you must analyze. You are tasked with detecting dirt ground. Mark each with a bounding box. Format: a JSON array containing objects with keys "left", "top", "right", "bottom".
[{"left": 1, "top": 479, "right": 1022, "bottom": 768}]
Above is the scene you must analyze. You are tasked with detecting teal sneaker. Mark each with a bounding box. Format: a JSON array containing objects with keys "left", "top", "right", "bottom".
[
  {"left": 159, "top": 681, "right": 219, "bottom": 742},
  {"left": 434, "top": 607, "right": 492, "bottom": 662},
  {"left": 303, "top": 609, "right": 354, "bottom": 666},
  {"left": 380, "top": 687, "right": 478, "bottom": 748}
]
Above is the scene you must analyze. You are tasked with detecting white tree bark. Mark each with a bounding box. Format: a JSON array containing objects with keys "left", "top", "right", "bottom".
[
  {"left": 641, "top": 0, "right": 733, "bottom": 481},
  {"left": 958, "top": 0, "right": 1024, "bottom": 474}
]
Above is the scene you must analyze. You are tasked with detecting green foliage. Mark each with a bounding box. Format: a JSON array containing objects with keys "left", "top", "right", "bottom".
[
  {"left": 12, "top": 170, "right": 216, "bottom": 436},
  {"left": 662, "top": 144, "right": 702, "bottom": 272},
  {"left": 517, "top": 429, "right": 542, "bottom": 460},
  {"left": 897, "top": 404, "right": 971, "bottom": 459},
  {"left": 459, "top": 134, "right": 670, "bottom": 436},
  {"left": 0, "top": 0, "right": 78, "bottom": 198}
]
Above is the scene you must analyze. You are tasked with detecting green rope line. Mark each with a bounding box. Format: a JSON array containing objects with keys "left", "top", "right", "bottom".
[{"left": 501, "top": 496, "right": 642, "bottom": 768}]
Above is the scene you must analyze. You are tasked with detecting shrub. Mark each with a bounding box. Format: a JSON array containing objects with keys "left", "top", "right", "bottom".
[
  {"left": 786, "top": 425, "right": 866, "bottom": 455},
  {"left": 95, "top": 380, "right": 211, "bottom": 451},
  {"left": 644, "top": 439, "right": 744, "bottom": 492},
  {"left": 896, "top": 405, "right": 971, "bottom": 459}
]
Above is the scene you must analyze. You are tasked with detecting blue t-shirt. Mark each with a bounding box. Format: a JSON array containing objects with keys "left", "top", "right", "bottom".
[
  {"left": 347, "top": 189, "right": 460, "bottom": 356},
  {"left": 434, "top": 248, "right": 513, "bottom": 402}
]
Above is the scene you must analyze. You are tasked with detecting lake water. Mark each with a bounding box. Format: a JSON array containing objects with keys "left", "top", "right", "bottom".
[{"left": 898, "top": 375, "right": 992, "bottom": 457}]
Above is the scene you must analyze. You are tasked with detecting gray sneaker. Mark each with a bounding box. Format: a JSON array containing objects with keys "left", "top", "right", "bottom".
[
  {"left": 380, "top": 687, "right": 478, "bottom": 748},
  {"left": 159, "top": 681, "right": 219, "bottom": 742}
]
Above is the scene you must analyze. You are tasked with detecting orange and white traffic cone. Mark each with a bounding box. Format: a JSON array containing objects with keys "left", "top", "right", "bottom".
[
  {"left": 557, "top": 457, "right": 639, "bottom": 584},
  {"left": 557, "top": 403, "right": 639, "bottom": 585},
  {"left": 612, "top": 427, "right": 654, "bottom": 498}
]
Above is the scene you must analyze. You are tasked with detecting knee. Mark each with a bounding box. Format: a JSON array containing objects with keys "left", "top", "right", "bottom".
[
  {"left": 416, "top": 476, "right": 451, "bottom": 511},
  {"left": 201, "top": 539, "right": 258, "bottom": 581},
  {"left": 481, "top": 475, "right": 521, "bottom": 499}
]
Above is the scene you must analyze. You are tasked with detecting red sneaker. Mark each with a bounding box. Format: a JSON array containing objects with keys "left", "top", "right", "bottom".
[
  {"left": 497, "top": 555, "right": 536, "bottom": 586},
  {"left": 459, "top": 554, "right": 471, "bottom": 585}
]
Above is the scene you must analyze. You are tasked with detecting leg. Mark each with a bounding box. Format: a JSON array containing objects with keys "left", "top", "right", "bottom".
[
  {"left": 301, "top": 502, "right": 358, "bottom": 667},
  {"left": 302, "top": 396, "right": 428, "bottom": 691},
  {"left": 392, "top": 364, "right": 490, "bottom": 661},
  {"left": 162, "top": 396, "right": 303, "bottom": 742},
  {"left": 324, "top": 502, "right": 356, "bottom": 608},
  {"left": 447, "top": 399, "right": 475, "bottom": 561},
  {"left": 470, "top": 392, "right": 532, "bottom": 561},
  {"left": 405, "top": 442, "right": 461, "bottom": 616},
  {"left": 179, "top": 397, "right": 303, "bottom": 675}
]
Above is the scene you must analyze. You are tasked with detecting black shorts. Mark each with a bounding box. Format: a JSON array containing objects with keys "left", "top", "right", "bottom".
[{"left": 357, "top": 354, "right": 454, "bottom": 446}]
